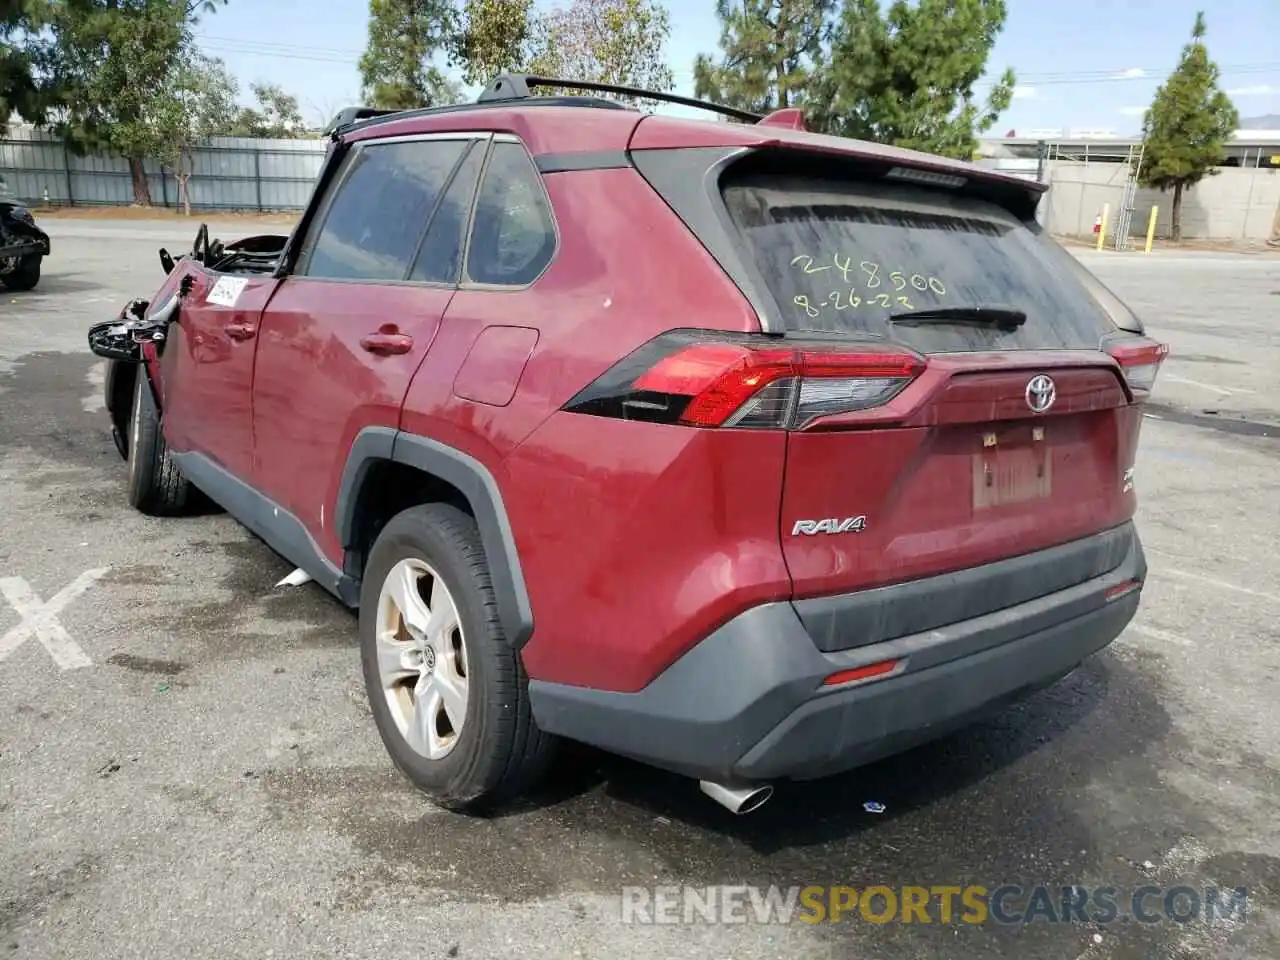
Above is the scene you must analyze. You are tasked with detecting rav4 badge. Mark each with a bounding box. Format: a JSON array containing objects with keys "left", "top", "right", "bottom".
[{"left": 792, "top": 516, "right": 868, "bottom": 536}]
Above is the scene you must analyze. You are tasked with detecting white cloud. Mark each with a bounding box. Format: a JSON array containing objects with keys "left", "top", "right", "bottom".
[
  {"left": 1116, "top": 68, "right": 1146, "bottom": 80},
  {"left": 1226, "top": 84, "right": 1276, "bottom": 97},
  {"left": 1012, "top": 85, "right": 1038, "bottom": 100},
  {"left": 1118, "top": 106, "right": 1147, "bottom": 116}
]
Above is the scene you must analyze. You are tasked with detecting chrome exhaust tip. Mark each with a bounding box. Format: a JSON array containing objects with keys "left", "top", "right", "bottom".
[{"left": 699, "top": 779, "right": 774, "bottom": 815}]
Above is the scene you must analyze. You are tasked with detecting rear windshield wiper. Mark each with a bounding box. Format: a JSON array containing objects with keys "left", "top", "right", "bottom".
[{"left": 888, "top": 306, "right": 1027, "bottom": 330}]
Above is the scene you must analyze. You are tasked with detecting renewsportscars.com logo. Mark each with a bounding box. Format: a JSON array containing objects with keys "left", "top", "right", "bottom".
[{"left": 621, "top": 884, "right": 1250, "bottom": 926}]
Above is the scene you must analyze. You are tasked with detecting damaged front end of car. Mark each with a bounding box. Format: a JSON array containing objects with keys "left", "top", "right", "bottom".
[
  {"left": 87, "top": 277, "right": 189, "bottom": 363},
  {"left": 88, "top": 221, "right": 292, "bottom": 460},
  {"left": 0, "top": 180, "right": 51, "bottom": 290},
  {"left": 89, "top": 281, "right": 191, "bottom": 460},
  {"left": 0, "top": 209, "right": 49, "bottom": 261},
  {"left": 88, "top": 218, "right": 290, "bottom": 366}
]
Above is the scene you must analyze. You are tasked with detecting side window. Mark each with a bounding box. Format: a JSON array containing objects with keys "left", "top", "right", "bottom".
[
  {"left": 465, "top": 142, "right": 557, "bottom": 286},
  {"left": 302, "top": 139, "right": 468, "bottom": 281},
  {"left": 409, "top": 141, "right": 485, "bottom": 284}
]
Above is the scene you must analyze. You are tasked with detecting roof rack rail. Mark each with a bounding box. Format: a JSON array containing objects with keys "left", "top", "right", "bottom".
[
  {"left": 477, "top": 73, "right": 764, "bottom": 124},
  {"left": 323, "top": 74, "right": 768, "bottom": 139},
  {"left": 323, "top": 94, "right": 636, "bottom": 139},
  {"left": 323, "top": 106, "right": 401, "bottom": 135}
]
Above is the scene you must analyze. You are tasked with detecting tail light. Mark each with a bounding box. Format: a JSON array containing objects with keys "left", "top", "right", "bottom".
[
  {"left": 561, "top": 330, "right": 925, "bottom": 430},
  {"left": 1105, "top": 335, "right": 1169, "bottom": 397}
]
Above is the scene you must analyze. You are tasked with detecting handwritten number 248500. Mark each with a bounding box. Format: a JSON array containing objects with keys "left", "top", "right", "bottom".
[{"left": 790, "top": 256, "right": 947, "bottom": 298}]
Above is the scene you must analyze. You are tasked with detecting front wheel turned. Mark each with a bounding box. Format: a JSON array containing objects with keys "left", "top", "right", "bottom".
[
  {"left": 125, "top": 371, "right": 191, "bottom": 515},
  {"left": 359, "top": 503, "right": 556, "bottom": 811}
]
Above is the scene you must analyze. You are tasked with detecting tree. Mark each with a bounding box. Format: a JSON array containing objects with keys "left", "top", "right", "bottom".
[
  {"left": 151, "top": 50, "right": 237, "bottom": 214},
  {"left": 359, "top": 0, "right": 459, "bottom": 109},
  {"left": 229, "top": 82, "right": 309, "bottom": 138},
  {"left": 449, "top": 0, "right": 534, "bottom": 87},
  {"left": 1, "top": 0, "right": 60, "bottom": 132},
  {"left": 525, "top": 0, "right": 674, "bottom": 107},
  {"left": 693, "top": 0, "right": 830, "bottom": 117},
  {"left": 39, "top": 0, "right": 228, "bottom": 205},
  {"left": 809, "top": 0, "right": 1016, "bottom": 159},
  {"left": 1136, "top": 11, "right": 1238, "bottom": 242}
]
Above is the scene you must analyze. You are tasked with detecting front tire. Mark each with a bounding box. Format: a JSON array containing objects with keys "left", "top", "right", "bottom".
[
  {"left": 125, "top": 370, "right": 191, "bottom": 515},
  {"left": 359, "top": 503, "right": 557, "bottom": 811},
  {"left": 1, "top": 254, "right": 40, "bottom": 291}
]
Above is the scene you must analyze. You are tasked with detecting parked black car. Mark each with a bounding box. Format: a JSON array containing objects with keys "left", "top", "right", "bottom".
[{"left": 0, "top": 175, "right": 50, "bottom": 291}]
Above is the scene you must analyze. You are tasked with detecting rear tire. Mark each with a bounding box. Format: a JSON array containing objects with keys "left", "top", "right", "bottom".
[
  {"left": 359, "top": 503, "right": 557, "bottom": 812},
  {"left": 125, "top": 370, "right": 191, "bottom": 515},
  {"left": 1, "top": 254, "right": 40, "bottom": 291}
]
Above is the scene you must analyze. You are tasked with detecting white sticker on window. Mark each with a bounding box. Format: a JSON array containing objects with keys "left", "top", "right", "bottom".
[{"left": 207, "top": 276, "right": 249, "bottom": 307}]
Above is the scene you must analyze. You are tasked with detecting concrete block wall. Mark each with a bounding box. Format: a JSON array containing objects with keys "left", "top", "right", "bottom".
[{"left": 1040, "top": 160, "right": 1280, "bottom": 241}]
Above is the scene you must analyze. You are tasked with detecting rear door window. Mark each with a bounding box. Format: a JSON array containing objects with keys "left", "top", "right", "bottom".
[
  {"left": 301, "top": 138, "right": 469, "bottom": 281},
  {"left": 722, "top": 174, "right": 1118, "bottom": 353},
  {"left": 409, "top": 140, "right": 486, "bottom": 284}
]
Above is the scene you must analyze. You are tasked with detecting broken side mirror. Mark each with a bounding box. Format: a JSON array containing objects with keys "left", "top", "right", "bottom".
[{"left": 86, "top": 293, "right": 182, "bottom": 363}]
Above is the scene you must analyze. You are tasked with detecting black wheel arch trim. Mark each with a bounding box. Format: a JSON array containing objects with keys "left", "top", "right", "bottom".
[
  {"left": 334, "top": 427, "right": 534, "bottom": 649},
  {"left": 334, "top": 426, "right": 398, "bottom": 550}
]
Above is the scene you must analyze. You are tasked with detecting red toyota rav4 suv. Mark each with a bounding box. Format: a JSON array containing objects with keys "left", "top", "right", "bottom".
[{"left": 91, "top": 75, "right": 1164, "bottom": 815}]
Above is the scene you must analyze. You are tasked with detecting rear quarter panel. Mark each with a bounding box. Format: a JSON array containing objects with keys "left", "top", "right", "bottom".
[
  {"left": 398, "top": 165, "right": 790, "bottom": 692},
  {"left": 398, "top": 165, "right": 763, "bottom": 456}
]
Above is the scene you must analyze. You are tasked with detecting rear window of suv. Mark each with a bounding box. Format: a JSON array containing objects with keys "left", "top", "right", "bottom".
[{"left": 721, "top": 172, "right": 1118, "bottom": 353}]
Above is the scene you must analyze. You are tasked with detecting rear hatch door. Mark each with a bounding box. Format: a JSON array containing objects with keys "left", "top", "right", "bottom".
[{"left": 714, "top": 162, "right": 1156, "bottom": 623}]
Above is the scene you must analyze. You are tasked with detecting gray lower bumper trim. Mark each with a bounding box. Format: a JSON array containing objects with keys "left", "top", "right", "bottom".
[
  {"left": 736, "top": 595, "right": 1137, "bottom": 781},
  {"left": 528, "top": 526, "right": 1146, "bottom": 782},
  {"left": 796, "top": 522, "right": 1138, "bottom": 653}
]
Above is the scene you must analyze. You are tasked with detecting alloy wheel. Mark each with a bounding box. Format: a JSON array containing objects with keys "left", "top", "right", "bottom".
[{"left": 374, "top": 557, "right": 470, "bottom": 760}]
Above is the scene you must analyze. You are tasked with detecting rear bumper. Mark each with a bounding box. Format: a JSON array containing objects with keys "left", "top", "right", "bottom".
[{"left": 528, "top": 522, "right": 1146, "bottom": 783}]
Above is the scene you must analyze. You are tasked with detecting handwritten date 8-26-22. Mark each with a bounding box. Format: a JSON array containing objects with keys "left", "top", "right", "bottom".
[{"left": 788, "top": 254, "right": 947, "bottom": 318}]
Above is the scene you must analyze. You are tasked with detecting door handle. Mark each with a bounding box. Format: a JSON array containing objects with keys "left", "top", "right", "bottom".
[
  {"left": 226, "top": 322, "right": 257, "bottom": 341},
  {"left": 360, "top": 328, "right": 414, "bottom": 355}
]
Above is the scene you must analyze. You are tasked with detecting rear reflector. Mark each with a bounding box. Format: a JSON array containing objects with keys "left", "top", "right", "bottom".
[
  {"left": 1105, "top": 336, "right": 1169, "bottom": 396},
  {"left": 822, "top": 659, "right": 903, "bottom": 688},
  {"left": 563, "top": 330, "right": 925, "bottom": 430},
  {"left": 1104, "top": 578, "right": 1143, "bottom": 602}
]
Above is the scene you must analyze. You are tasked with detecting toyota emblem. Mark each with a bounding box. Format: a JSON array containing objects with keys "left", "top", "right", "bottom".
[{"left": 1025, "top": 375, "right": 1056, "bottom": 413}]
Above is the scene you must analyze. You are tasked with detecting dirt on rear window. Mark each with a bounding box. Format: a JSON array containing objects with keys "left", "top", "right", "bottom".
[{"left": 722, "top": 173, "right": 1119, "bottom": 354}]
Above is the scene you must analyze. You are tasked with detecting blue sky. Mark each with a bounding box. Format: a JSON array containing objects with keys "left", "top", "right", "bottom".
[{"left": 193, "top": 0, "right": 1280, "bottom": 133}]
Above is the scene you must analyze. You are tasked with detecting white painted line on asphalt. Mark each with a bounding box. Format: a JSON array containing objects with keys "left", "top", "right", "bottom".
[
  {"left": 0, "top": 569, "right": 109, "bottom": 670},
  {"left": 82, "top": 360, "right": 106, "bottom": 412},
  {"left": 1130, "top": 623, "right": 1195, "bottom": 647},
  {"left": 1163, "top": 373, "right": 1255, "bottom": 396},
  {"left": 1159, "top": 567, "right": 1280, "bottom": 604}
]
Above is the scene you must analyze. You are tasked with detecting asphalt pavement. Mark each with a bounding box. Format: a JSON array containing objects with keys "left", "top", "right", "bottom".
[{"left": 1, "top": 219, "right": 1278, "bottom": 959}]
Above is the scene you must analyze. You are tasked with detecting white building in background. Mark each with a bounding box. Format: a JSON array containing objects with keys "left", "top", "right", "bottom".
[{"left": 979, "top": 127, "right": 1280, "bottom": 168}]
